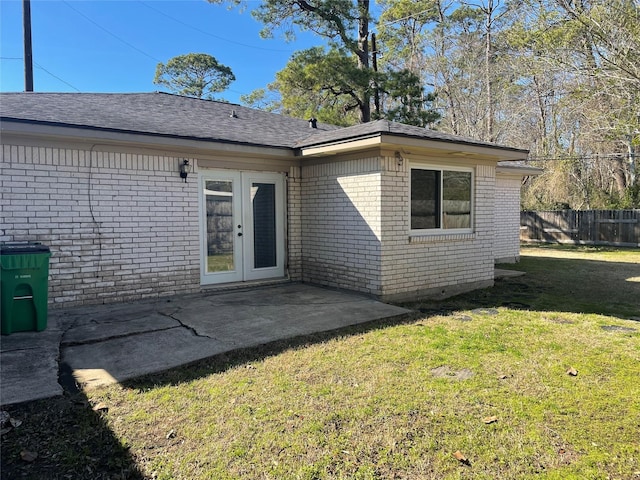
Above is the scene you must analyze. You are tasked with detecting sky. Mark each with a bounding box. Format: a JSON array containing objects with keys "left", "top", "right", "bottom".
[{"left": 0, "top": 0, "right": 325, "bottom": 105}]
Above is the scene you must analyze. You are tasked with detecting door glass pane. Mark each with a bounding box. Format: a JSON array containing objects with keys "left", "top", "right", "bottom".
[
  {"left": 251, "top": 182, "right": 276, "bottom": 269},
  {"left": 411, "top": 169, "right": 440, "bottom": 229},
  {"left": 205, "top": 180, "right": 234, "bottom": 272},
  {"left": 442, "top": 171, "right": 471, "bottom": 229}
]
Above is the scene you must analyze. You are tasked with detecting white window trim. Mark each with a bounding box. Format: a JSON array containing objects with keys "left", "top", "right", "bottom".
[{"left": 409, "top": 163, "right": 475, "bottom": 236}]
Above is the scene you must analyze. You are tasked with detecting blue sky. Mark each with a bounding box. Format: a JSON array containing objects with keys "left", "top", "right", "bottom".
[{"left": 0, "top": 0, "right": 324, "bottom": 104}]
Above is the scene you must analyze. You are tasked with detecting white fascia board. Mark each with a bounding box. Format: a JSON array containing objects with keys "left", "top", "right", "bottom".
[
  {"left": 299, "top": 136, "right": 383, "bottom": 156},
  {"left": 299, "top": 132, "right": 529, "bottom": 161},
  {"left": 0, "top": 120, "right": 295, "bottom": 159},
  {"left": 380, "top": 134, "right": 529, "bottom": 161}
]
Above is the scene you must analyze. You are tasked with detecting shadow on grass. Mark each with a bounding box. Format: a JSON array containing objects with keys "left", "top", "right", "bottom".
[
  {"left": 0, "top": 388, "right": 145, "bottom": 480},
  {"left": 416, "top": 254, "right": 640, "bottom": 321}
]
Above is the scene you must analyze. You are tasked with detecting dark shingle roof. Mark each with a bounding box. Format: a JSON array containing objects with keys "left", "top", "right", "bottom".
[
  {"left": 0, "top": 92, "right": 338, "bottom": 149},
  {"left": 0, "top": 92, "right": 528, "bottom": 155},
  {"left": 295, "top": 119, "right": 528, "bottom": 153}
]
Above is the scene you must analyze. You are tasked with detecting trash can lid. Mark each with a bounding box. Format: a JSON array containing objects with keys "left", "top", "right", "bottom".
[{"left": 0, "top": 242, "right": 51, "bottom": 255}]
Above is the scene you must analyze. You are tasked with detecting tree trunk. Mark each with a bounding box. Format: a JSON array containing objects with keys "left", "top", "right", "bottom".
[
  {"left": 357, "top": 0, "right": 371, "bottom": 122},
  {"left": 484, "top": 0, "right": 495, "bottom": 142}
]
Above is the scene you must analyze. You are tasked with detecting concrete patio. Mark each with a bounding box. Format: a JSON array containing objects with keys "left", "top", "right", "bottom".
[{"left": 0, "top": 283, "right": 411, "bottom": 406}]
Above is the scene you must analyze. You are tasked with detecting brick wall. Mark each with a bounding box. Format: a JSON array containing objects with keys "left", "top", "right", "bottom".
[
  {"left": 300, "top": 158, "right": 383, "bottom": 295},
  {"left": 287, "top": 166, "right": 303, "bottom": 280},
  {"left": 300, "top": 155, "right": 497, "bottom": 300},
  {"left": 494, "top": 175, "right": 522, "bottom": 263},
  {"left": 1, "top": 144, "right": 200, "bottom": 307},
  {"left": 379, "top": 159, "right": 495, "bottom": 301}
]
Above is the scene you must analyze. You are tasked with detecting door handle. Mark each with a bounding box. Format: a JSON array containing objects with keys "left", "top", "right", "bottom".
[{"left": 238, "top": 232, "right": 243, "bottom": 237}]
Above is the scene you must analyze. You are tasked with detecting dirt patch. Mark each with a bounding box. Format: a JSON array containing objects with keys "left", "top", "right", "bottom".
[
  {"left": 546, "top": 317, "right": 577, "bottom": 325},
  {"left": 601, "top": 325, "right": 637, "bottom": 333},
  {"left": 430, "top": 366, "right": 475, "bottom": 380},
  {"left": 471, "top": 308, "right": 499, "bottom": 316}
]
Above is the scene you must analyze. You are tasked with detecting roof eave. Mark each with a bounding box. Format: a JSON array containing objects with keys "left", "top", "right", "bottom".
[
  {"left": 496, "top": 165, "right": 543, "bottom": 176},
  {"left": 0, "top": 117, "right": 296, "bottom": 158},
  {"left": 299, "top": 131, "right": 529, "bottom": 161}
]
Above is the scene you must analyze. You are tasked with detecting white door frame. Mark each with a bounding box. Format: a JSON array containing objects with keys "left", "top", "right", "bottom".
[{"left": 199, "top": 169, "right": 285, "bottom": 285}]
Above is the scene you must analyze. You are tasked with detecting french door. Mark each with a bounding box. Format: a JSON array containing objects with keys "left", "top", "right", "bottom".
[{"left": 199, "top": 170, "right": 285, "bottom": 285}]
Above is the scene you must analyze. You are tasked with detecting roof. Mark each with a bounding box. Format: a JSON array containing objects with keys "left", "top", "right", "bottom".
[
  {"left": 295, "top": 118, "right": 528, "bottom": 154},
  {"left": 0, "top": 92, "right": 529, "bottom": 156},
  {"left": 497, "top": 161, "right": 543, "bottom": 176},
  {"left": 0, "top": 92, "right": 338, "bottom": 149}
]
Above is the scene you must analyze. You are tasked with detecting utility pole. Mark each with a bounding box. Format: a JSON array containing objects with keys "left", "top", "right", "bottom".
[
  {"left": 23, "top": 0, "right": 34, "bottom": 92},
  {"left": 371, "top": 32, "right": 380, "bottom": 118}
]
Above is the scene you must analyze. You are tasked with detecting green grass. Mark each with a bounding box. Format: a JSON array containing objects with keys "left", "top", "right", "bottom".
[
  {"left": 207, "top": 253, "right": 234, "bottom": 272},
  {"left": 2, "top": 246, "right": 639, "bottom": 479}
]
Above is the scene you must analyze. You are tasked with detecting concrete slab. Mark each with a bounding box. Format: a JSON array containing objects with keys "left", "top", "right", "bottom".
[
  {"left": 1, "top": 283, "right": 411, "bottom": 404},
  {"left": 0, "top": 328, "right": 64, "bottom": 405},
  {"left": 62, "top": 327, "right": 228, "bottom": 388},
  {"left": 61, "top": 313, "right": 180, "bottom": 346},
  {"left": 178, "top": 285, "right": 409, "bottom": 348}
]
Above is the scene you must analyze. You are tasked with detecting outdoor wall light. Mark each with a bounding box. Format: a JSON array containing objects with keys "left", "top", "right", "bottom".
[{"left": 179, "top": 159, "right": 191, "bottom": 183}]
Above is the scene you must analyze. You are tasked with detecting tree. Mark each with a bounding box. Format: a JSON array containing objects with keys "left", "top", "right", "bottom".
[
  {"left": 376, "top": 69, "right": 440, "bottom": 127},
  {"left": 211, "top": 0, "right": 438, "bottom": 126},
  {"left": 269, "top": 47, "right": 365, "bottom": 126},
  {"left": 251, "top": 0, "right": 373, "bottom": 123},
  {"left": 153, "top": 53, "right": 235, "bottom": 100}
]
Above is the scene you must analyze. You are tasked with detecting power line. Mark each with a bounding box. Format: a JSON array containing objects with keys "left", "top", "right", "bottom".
[
  {"left": 34, "top": 61, "right": 81, "bottom": 91},
  {"left": 139, "top": 1, "right": 295, "bottom": 53},
  {"left": 61, "top": 0, "right": 160, "bottom": 63},
  {"left": 527, "top": 153, "right": 628, "bottom": 162},
  {"left": 1, "top": 56, "right": 81, "bottom": 91}
]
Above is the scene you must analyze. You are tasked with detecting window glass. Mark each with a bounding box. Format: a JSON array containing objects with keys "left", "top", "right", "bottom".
[
  {"left": 411, "top": 167, "right": 472, "bottom": 231},
  {"left": 442, "top": 171, "right": 471, "bottom": 229},
  {"left": 251, "top": 183, "right": 277, "bottom": 268},
  {"left": 411, "top": 169, "right": 440, "bottom": 229}
]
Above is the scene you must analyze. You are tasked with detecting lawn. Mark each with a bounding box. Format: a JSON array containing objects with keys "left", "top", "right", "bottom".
[{"left": 1, "top": 246, "right": 639, "bottom": 479}]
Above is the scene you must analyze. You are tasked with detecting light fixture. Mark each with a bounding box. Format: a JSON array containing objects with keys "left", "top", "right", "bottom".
[
  {"left": 395, "top": 151, "right": 404, "bottom": 166},
  {"left": 179, "top": 159, "right": 191, "bottom": 182}
]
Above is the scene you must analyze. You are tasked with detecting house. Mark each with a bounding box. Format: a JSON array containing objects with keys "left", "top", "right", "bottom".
[
  {"left": 1, "top": 92, "right": 532, "bottom": 307},
  {"left": 495, "top": 162, "right": 542, "bottom": 263}
]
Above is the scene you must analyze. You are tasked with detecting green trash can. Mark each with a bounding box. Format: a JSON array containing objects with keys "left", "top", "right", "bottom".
[{"left": 0, "top": 242, "right": 51, "bottom": 335}]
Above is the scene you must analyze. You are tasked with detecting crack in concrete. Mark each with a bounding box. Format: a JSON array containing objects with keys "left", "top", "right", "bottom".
[
  {"left": 159, "top": 310, "right": 223, "bottom": 342},
  {"left": 57, "top": 315, "right": 83, "bottom": 395},
  {"left": 60, "top": 325, "right": 185, "bottom": 347}
]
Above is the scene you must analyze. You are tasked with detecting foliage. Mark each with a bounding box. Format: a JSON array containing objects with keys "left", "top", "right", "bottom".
[
  {"left": 153, "top": 53, "right": 235, "bottom": 100},
  {"left": 214, "top": 0, "right": 439, "bottom": 126},
  {"left": 375, "top": 68, "right": 440, "bottom": 127},
  {"left": 377, "top": 0, "right": 639, "bottom": 207},
  {"left": 271, "top": 46, "right": 368, "bottom": 126},
  {"left": 212, "top": 0, "right": 640, "bottom": 205}
]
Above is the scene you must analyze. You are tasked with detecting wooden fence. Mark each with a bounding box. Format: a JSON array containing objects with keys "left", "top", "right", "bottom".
[{"left": 520, "top": 210, "right": 640, "bottom": 247}]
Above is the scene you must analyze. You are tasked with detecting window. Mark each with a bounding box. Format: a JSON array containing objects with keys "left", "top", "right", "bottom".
[{"left": 411, "top": 166, "right": 473, "bottom": 232}]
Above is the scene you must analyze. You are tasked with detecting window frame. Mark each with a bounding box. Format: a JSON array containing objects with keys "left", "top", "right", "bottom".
[{"left": 409, "top": 164, "right": 475, "bottom": 236}]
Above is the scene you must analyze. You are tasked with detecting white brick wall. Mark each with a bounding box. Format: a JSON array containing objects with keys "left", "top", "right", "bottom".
[
  {"left": 287, "top": 166, "right": 303, "bottom": 280},
  {"left": 1, "top": 139, "right": 508, "bottom": 305},
  {"left": 300, "top": 158, "right": 383, "bottom": 294},
  {"left": 494, "top": 175, "right": 522, "bottom": 263},
  {"left": 300, "top": 155, "right": 497, "bottom": 300},
  {"left": 1, "top": 144, "right": 200, "bottom": 306},
  {"left": 379, "top": 159, "right": 495, "bottom": 301}
]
